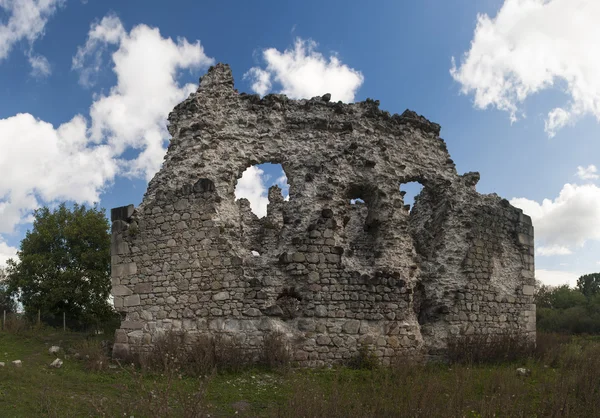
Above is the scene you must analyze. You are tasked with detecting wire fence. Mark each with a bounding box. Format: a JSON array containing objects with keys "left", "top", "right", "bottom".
[{"left": 1, "top": 310, "right": 114, "bottom": 335}]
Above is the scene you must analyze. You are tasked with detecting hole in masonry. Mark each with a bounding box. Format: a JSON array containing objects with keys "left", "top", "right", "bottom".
[
  {"left": 235, "top": 163, "right": 289, "bottom": 217},
  {"left": 350, "top": 198, "right": 365, "bottom": 205},
  {"left": 399, "top": 181, "right": 424, "bottom": 213}
]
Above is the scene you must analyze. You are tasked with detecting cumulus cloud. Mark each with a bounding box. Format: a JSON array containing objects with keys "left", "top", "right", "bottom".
[
  {"left": 0, "top": 0, "right": 63, "bottom": 74},
  {"left": 0, "top": 15, "right": 214, "bottom": 265},
  {"left": 536, "top": 245, "right": 572, "bottom": 257},
  {"left": 536, "top": 269, "right": 581, "bottom": 287},
  {"left": 245, "top": 38, "right": 364, "bottom": 102},
  {"left": 81, "top": 18, "right": 214, "bottom": 179},
  {"left": 451, "top": 0, "right": 600, "bottom": 136},
  {"left": 511, "top": 183, "right": 600, "bottom": 254},
  {"left": 235, "top": 166, "right": 270, "bottom": 218},
  {"left": 243, "top": 67, "right": 271, "bottom": 96},
  {"left": 576, "top": 164, "right": 599, "bottom": 181}
]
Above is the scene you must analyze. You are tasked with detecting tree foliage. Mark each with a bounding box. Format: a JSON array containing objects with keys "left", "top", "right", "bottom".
[
  {"left": 6, "top": 203, "right": 117, "bottom": 330},
  {"left": 536, "top": 275, "right": 600, "bottom": 334},
  {"left": 0, "top": 267, "right": 17, "bottom": 313},
  {"left": 576, "top": 273, "right": 600, "bottom": 298}
]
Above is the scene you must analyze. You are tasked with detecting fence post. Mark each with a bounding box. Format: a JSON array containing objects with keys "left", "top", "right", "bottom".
[{"left": 63, "top": 311, "right": 66, "bottom": 332}]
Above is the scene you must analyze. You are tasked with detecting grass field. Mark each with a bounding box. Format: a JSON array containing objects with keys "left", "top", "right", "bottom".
[{"left": 0, "top": 329, "right": 599, "bottom": 417}]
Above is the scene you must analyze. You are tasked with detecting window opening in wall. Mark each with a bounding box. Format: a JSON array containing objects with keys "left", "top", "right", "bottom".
[
  {"left": 400, "top": 181, "right": 424, "bottom": 213},
  {"left": 350, "top": 198, "right": 365, "bottom": 205},
  {"left": 235, "top": 163, "right": 289, "bottom": 217}
]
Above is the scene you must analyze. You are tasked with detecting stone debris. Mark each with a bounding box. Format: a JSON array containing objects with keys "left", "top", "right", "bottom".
[
  {"left": 516, "top": 367, "right": 531, "bottom": 377},
  {"left": 0, "top": 362, "right": 5, "bottom": 367},
  {"left": 50, "top": 358, "right": 63, "bottom": 368},
  {"left": 12, "top": 360, "right": 22, "bottom": 367},
  {"left": 49, "top": 346, "right": 60, "bottom": 354},
  {"left": 110, "top": 63, "right": 536, "bottom": 365}
]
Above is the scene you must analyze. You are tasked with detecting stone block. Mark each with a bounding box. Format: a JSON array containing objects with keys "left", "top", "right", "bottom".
[
  {"left": 315, "top": 306, "right": 328, "bottom": 317},
  {"left": 124, "top": 294, "right": 141, "bottom": 307},
  {"left": 522, "top": 285, "right": 535, "bottom": 296},
  {"left": 121, "top": 321, "right": 144, "bottom": 329},
  {"left": 342, "top": 320, "right": 360, "bottom": 334},
  {"left": 517, "top": 233, "right": 534, "bottom": 247},
  {"left": 112, "top": 285, "right": 133, "bottom": 296},
  {"left": 135, "top": 283, "right": 153, "bottom": 294},
  {"left": 213, "top": 291, "right": 230, "bottom": 301},
  {"left": 111, "top": 205, "right": 134, "bottom": 222},
  {"left": 243, "top": 308, "right": 261, "bottom": 317}
]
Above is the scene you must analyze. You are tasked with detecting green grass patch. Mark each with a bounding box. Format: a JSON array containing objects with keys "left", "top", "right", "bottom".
[{"left": 1, "top": 330, "right": 600, "bottom": 417}]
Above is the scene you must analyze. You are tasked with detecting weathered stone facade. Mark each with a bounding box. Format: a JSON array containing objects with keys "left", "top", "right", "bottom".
[{"left": 111, "top": 63, "right": 535, "bottom": 365}]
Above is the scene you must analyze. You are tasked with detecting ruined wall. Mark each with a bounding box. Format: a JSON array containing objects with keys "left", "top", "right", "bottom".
[{"left": 110, "top": 63, "right": 535, "bottom": 365}]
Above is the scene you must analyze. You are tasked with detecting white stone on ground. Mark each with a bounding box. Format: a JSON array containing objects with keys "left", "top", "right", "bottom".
[{"left": 49, "top": 358, "right": 63, "bottom": 368}]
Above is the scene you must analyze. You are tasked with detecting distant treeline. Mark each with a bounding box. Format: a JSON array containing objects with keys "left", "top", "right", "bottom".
[{"left": 536, "top": 273, "right": 600, "bottom": 334}]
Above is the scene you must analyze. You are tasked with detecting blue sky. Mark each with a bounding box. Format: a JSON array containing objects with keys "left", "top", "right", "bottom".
[{"left": 1, "top": 0, "right": 600, "bottom": 287}]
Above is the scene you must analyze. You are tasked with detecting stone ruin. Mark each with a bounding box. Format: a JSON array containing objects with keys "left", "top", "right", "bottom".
[{"left": 110, "top": 63, "right": 535, "bottom": 365}]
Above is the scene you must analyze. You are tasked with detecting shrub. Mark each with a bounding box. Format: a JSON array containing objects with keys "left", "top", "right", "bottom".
[
  {"left": 70, "top": 338, "right": 110, "bottom": 371},
  {"left": 260, "top": 331, "right": 291, "bottom": 368},
  {"left": 347, "top": 345, "right": 380, "bottom": 370},
  {"left": 447, "top": 330, "right": 534, "bottom": 364}
]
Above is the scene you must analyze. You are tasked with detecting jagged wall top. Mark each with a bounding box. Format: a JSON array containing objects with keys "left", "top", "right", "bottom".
[{"left": 144, "top": 63, "right": 475, "bottom": 208}]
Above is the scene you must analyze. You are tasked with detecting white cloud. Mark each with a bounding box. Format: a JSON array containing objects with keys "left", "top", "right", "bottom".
[
  {"left": 245, "top": 38, "right": 364, "bottom": 102},
  {"left": 235, "top": 166, "right": 270, "bottom": 218},
  {"left": 511, "top": 183, "right": 600, "bottom": 253},
  {"left": 537, "top": 245, "right": 572, "bottom": 256},
  {"left": 81, "top": 18, "right": 213, "bottom": 179},
  {"left": 243, "top": 67, "right": 271, "bottom": 96},
  {"left": 576, "top": 164, "right": 599, "bottom": 181},
  {"left": 0, "top": 240, "right": 18, "bottom": 267},
  {"left": 0, "top": 113, "right": 117, "bottom": 234},
  {"left": 0, "top": 15, "right": 214, "bottom": 264},
  {"left": 451, "top": 0, "right": 600, "bottom": 136},
  {"left": 0, "top": 0, "right": 63, "bottom": 74},
  {"left": 536, "top": 269, "right": 581, "bottom": 287},
  {"left": 72, "top": 14, "right": 126, "bottom": 87},
  {"left": 275, "top": 173, "right": 290, "bottom": 201},
  {"left": 28, "top": 53, "right": 51, "bottom": 77}
]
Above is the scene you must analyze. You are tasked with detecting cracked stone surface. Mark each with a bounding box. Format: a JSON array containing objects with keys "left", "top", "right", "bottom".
[{"left": 110, "top": 63, "right": 535, "bottom": 365}]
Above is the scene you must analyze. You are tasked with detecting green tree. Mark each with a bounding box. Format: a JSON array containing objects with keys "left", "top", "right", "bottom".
[
  {"left": 0, "top": 267, "right": 17, "bottom": 313},
  {"left": 6, "top": 203, "right": 115, "bottom": 330},
  {"left": 576, "top": 273, "right": 600, "bottom": 298},
  {"left": 534, "top": 279, "right": 553, "bottom": 308},
  {"left": 546, "top": 285, "right": 587, "bottom": 310}
]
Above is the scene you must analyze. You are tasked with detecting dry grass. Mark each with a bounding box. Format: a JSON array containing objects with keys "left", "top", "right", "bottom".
[
  {"left": 272, "top": 333, "right": 600, "bottom": 417},
  {"left": 135, "top": 330, "right": 291, "bottom": 377},
  {"left": 447, "top": 330, "right": 535, "bottom": 364},
  {"left": 3, "top": 328, "right": 600, "bottom": 417}
]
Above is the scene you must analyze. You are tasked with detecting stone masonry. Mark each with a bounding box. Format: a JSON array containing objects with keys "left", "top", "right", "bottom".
[{"left": 111, "top": 63, "right": 535, "bottom": 366}]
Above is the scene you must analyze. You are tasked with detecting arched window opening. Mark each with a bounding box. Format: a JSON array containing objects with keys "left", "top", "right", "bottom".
[
  {"left": 400, "top": 181, "right": 424, "bottom": 213},
  {"left": 234, "top": 163, "right": 289, "bottom": 218}
]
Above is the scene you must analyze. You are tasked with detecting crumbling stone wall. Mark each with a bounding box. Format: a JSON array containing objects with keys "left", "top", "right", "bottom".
[{"left": 111, "top": 63, "right": 535, "bottom": 365}]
